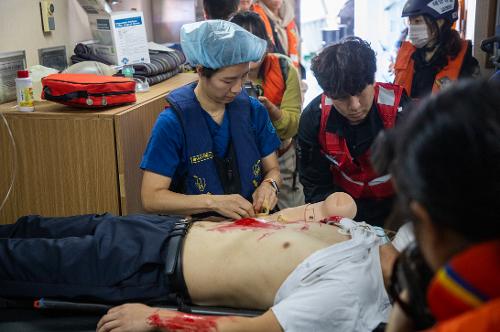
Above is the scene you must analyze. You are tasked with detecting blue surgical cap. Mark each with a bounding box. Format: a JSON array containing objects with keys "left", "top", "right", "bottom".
[{"left": 181, "top": 20, "right": 267, "bottom": 69}]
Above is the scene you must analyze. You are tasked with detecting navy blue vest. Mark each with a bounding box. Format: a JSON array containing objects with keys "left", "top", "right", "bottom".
[{"left": 166, "top": 83, "right": 262, "bottom": 200}]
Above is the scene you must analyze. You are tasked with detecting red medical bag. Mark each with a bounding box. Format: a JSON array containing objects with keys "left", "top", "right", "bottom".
[{"left": 41, "top": 73, "right": 136, "bottom": 108}]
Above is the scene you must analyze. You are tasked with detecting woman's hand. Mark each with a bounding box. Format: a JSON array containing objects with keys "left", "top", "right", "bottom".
[
  {"left": 207, "top": 194, "right": 255, "bottom": 220},
  {"left": 252, "top": 181, "right": 278, "bottom": 214},
  {"left": 258, "top": 96, "right": 282, "bottom": 122},
  {"left": 96, "top": 303, "right": 156, "bottom": 332}
]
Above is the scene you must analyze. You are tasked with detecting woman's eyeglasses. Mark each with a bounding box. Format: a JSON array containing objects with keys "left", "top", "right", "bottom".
[{"left": 388, "top": 242, "right": 436, "bottom": 330}]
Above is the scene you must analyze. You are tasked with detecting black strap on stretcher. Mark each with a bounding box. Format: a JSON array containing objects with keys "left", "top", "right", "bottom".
[
  {"left": 0, "top": 297, "right": 263, "bottom": 318},
  {"left": 41, "top": 298, "right": 263, "bottom": 317}
]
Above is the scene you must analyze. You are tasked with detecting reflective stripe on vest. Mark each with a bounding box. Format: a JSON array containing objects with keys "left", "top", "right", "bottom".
[
  {"left": 318, "top": 83, "right": 404, "bottom": 199},
  {"left": 166, "top": 83, "right": 262, "bottom": 200},
  {"left": 394, "top": 40, "right": 469, "bottom": 97},
  {"left": 368, "top": 174, "right": 392, "bottom": 186}
]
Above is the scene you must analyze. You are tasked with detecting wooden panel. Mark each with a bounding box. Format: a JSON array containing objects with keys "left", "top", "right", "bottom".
[
  {"left": 114, "top": 73, "right": 198, "bottom": 214},
  {"left": 0, "top": 114, "right": 120, "bottom": 224},
  {"left": 0, "top": 73, "right": 197, "bottom": 223},
  {"left": 114, "top": 98, "right": 167, "bottom": 214}
]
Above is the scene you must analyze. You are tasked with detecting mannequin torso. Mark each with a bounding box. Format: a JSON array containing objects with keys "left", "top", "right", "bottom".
[{"left": 183, "top": 219, "right": 350, "bottom": 309}]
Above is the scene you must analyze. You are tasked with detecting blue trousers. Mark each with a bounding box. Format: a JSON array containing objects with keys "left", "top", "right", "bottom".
[{"left": 0, "top": 213, "right": 179, "bottom": 303}]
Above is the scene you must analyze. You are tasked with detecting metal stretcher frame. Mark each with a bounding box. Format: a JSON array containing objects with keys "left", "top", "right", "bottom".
[
  {"left": 0, "top": 297, "right": 264, "bottom": 332},
  {"left": 0, "top": 297, "right": 388, "bottom": 332}
]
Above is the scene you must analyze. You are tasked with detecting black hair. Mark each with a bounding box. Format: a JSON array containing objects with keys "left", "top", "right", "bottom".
[
  {"left": 311, "top": 37, "right": 376, "bottom": 99},
  {"left": 423, "top": 15, "right": 462, "bottom": 60},
  {"left": 199, "top": 66, "right": 220, "bottom": 78},
  {"left": 230, "top": 11, "right": 273, "bottom": 52},
  {"left": 203, "top": 0, "right": 239, "bottom": 20},
  {"left": 375, "top": 80, "right": 500, "bottom": 242}
]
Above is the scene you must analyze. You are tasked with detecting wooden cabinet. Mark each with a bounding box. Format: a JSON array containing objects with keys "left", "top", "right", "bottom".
[{"left": 0, "top": 73, "right": 197, "bottom": 224}]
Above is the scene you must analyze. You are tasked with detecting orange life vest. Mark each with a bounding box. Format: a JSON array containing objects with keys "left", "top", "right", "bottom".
[
  {"left": 261, "top": 54, "right": 287, "bottom": 106},
  {"left": 394, "top": 40, "right": 468, "bottom": 97},
  {"left": 318, "top": 83, "right": 404, "bottom": 199},
  {"left": 425, "top": 240, "right": 500, "bottom": 332},
  {"left": 426, "top": 299, "right": 500, "bottom": 332},
  {"left": 252, "top": 3, "right": 300, "bottom": 68}
]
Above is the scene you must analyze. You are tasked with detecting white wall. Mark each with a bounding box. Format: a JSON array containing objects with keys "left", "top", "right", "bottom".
[
  {"left": 0, "top": 0, "right": 156, "bottom": 68},
  {"left": 355, "top": 0, "right": 406, "bottom": 82},
  {"left": 0, "top": 0, "right": 92, "bottom": 67}
]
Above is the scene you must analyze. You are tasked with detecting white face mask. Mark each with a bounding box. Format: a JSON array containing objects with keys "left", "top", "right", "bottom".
[{"left": 408, "top": 23, "right": 430, "bottom": 48}]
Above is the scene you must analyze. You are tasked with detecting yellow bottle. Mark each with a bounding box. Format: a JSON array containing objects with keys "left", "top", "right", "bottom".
[{"left": 15, "top": 70, "right": 35, "bottom": 112}]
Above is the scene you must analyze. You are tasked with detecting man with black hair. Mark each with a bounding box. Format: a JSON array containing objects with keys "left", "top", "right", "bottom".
[
  {"left": 298, "top": 37, "right": 411, "bottom": 227},
  {"left": 202, "top": 0, "right": 239, "bottom": 20}
]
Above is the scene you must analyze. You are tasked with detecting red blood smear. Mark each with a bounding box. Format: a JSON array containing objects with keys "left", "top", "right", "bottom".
[
  {"left": 148, "top": 312, "right": 220, "bottom": 332},
  {"left": 212, "top": 218, "right": 284, "bottom": 232},
  {"left": 320, "top": 216, "right": 343, "bottom": 224}
]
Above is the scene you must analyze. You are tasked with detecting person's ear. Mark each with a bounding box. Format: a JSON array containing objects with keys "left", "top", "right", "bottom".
[
  {"left": 196, "top": 66, "right": 204, "bottom": 77},
  {"left": 409, "top": 201, "right": 434, "bottom": 239},
  {"left": 410, "top": 201, "right": 441, "bottom": 270}
]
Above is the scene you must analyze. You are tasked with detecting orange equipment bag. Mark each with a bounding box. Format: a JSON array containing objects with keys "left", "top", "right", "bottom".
[{"left": 42, "top": 73, "right": 136, "bottom": 108}]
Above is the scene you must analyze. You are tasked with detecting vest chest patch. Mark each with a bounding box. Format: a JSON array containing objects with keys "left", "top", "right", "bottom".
[
  {"left": 190, "top": 152, "right": 214, "bottom": 164},
  {"left": 377, "top": 86, "right": 396, "bottom": 106},
  {"left": 435, "top": 77, "right": 452, "bottom": 90}
]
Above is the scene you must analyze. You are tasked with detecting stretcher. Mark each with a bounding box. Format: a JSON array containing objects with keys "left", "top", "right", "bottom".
[
  {"left": 0, "top": 297, "right": 264, "bottom": 332},
  {"left": 0, "top": 297, "right": 388, "bottom": 331}
]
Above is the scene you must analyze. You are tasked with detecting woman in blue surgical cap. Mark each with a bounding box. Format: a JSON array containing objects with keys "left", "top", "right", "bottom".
[{"left": 140, "top": 20, "right": 282, "bottom": 219}]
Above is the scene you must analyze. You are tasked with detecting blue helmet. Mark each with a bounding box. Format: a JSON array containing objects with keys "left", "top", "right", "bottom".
[{"left": 402, "top": 0, "right": 458, "bottom": 23}]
